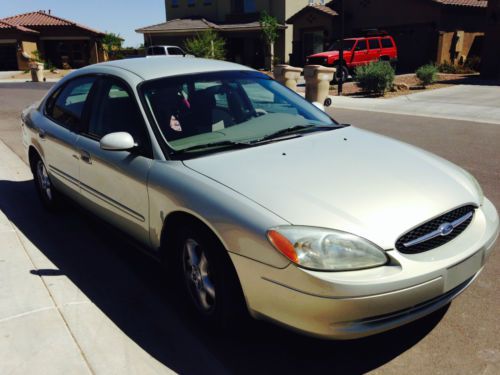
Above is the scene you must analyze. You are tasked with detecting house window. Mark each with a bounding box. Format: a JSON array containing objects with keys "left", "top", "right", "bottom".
[
  {"left": 172, "top": 0, "right": 179, "bottom": 7},
  {"left": 244, "top": 0, "right": 256, "bottom": 12},
  {"left": 232, "top": 0, "right": 256, "bottom": 13},
  {"left": 188, "top": 0, "right": 195, "bottom": 7}
]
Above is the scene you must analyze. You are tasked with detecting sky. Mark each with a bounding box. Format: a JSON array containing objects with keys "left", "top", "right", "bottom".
[{"left": 0, "top": 0, "right": 166, "bottom": 47}]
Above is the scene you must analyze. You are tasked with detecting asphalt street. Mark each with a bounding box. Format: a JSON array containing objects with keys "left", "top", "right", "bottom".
[{"left": 0, "top": 82, "right": 499, "bottom": 374}]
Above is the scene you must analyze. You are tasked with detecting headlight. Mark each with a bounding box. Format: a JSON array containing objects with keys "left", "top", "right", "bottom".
[{"left": 267, "top": 226, "right": 388, "bottom": 271}]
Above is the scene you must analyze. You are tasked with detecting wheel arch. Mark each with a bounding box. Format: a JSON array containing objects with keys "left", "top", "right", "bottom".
[
  {"left": 28, "top": 145, "right": 43, "bottom": 174},
  {"left": 159, "top": 210, "right": 229, "bottom": 263}
]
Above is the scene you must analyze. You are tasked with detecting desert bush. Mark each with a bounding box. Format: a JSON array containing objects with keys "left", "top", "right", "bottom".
[
  {"left": 355, "top": 61, "right": 395, "bottom": 95},
  {"left": 184, "top": 30, "right": 225, "bottom": 60},
  {"left": 416, "top": 64, "right": 438, "bottom": 87},
  {"left": 437, "top": 61, "right": 457, "bottom": 73}
]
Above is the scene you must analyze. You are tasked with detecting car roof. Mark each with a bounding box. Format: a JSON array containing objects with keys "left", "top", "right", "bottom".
[{"left": 78, "top": 57, "right": 254, "bottom": 81}]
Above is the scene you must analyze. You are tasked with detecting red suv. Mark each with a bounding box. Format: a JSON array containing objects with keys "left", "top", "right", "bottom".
[{"left": 306, "top": 35, "right": 398, "bottom": 81}]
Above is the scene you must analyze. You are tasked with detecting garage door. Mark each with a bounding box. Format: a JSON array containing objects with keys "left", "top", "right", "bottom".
[{"left": 0, "top": 45, "right": 18, "bottom": 71}]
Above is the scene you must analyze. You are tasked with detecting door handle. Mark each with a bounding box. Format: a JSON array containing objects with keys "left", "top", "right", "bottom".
[{"left": 80, "top": 150, "right": 92, "bottom": 164}]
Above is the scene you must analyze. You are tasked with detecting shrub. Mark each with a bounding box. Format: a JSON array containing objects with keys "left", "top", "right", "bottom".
[
  {"left": 184, "top": 30, "right": 226, "bottom": 60},
  {"left": 416, "top": 64, "right": 438, "bottom": 87},
  {"left": 437, "top": 61, "right": 457, "bottom": 74},
  {"left": 355, "top": 61, "right": 395, "bottom": 95}
]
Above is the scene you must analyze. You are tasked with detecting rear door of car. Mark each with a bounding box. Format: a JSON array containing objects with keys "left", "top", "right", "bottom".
[
  {"left": 76, "top": 75, "right": 153, "bottom": 245},
  {"left": 41, "top": 75, "right": 97, "bottom": 199},
  {"left": 367, "top": 38, "right": 382, "bottom": 62}
]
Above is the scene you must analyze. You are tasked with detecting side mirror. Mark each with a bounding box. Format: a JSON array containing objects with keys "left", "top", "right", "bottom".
[{"left": 100, "top": 132, "right": 136, "bottom": 151}]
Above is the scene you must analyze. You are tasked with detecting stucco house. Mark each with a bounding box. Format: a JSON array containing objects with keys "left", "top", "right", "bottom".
[
  {"left": 0, "top": 10, "right": 105, "bottom": 71},
  {"left": 136, "top": 0, "right": 310, "bottom": 69},
  {"left": 287, "top": 0, "right": 488, "bottom": 70}
]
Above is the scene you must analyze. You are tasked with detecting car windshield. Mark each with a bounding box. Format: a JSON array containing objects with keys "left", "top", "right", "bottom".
[
  {"left": 141, "top": 71, "right": 338, "bottom": 155},
  {"left": 328, "top": 39, "right": 357, "bottom": 51}
]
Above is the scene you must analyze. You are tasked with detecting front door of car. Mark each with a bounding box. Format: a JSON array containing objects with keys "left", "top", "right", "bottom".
[
  {"left": 76, "top": 76, "right": 153, "bottom": 245},
  {"left": 41, "top": 75, "right": 97, "bottom": 200},
  {"left": 352, "top": 39, "right": 369, "bottom": 67}
]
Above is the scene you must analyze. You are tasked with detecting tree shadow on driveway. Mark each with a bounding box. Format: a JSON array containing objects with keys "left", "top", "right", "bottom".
[{"left": 0, "top": 178, "right": 448, "bottom": 374}]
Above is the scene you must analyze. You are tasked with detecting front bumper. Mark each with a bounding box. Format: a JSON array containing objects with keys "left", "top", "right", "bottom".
[{"left": 230, "top": 198, "right": 499, "bottom": 339}]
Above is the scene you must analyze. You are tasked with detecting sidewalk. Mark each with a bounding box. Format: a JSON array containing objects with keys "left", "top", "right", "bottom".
[
  {"left": 328, "top": 85, "right": 500, "bottom": 125},
  {"left": 0, "top": 140, "right": 174, "bottom": 375}
]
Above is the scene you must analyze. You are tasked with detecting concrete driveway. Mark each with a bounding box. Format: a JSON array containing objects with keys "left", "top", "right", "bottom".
[
  {"left": 0, "top": 83, "right": 499, "bottom": 375},
  {"left": 331, "top": 84, "right": 500, "bottom": 125}
]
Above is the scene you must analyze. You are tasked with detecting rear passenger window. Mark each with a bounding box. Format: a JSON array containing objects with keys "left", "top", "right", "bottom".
[
  {"left": 167, "top": 47, "right": 184, "bottom": 55},
  {"left": 369, "top": 39, "right": 381, "bottom": 49},
  {"left": 46, "top": 76, "right": 96, "bottom": 130},
  {"left": 381, "top": 38, "right": 394, "bottom": 48},
  {"left": 355, "top": 40, "right": 367, "bottom": 51}
]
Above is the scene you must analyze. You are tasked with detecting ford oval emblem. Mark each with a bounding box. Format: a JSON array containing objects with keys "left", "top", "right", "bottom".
[{"left": 438, "top": 222, "right": 454, "bottom": 236}]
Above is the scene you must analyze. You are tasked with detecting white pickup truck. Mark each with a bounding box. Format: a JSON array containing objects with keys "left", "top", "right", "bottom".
[{"left": 146, "top": 45, "right": 193, "bottom": 57}]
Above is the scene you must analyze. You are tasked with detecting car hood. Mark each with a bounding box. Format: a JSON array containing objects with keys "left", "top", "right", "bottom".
[
  {"left": 183, "top": 127, "right": 481, "bottom": 249},
  {"left": 309, "top": 51, "right": 340, "bottom": 58}
]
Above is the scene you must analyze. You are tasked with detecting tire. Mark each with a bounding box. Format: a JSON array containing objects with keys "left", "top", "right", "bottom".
[
  {"left": 333, "top": 64, "right": 349, "bottom": 84},
  {"left": 172, "top": 222, "right": 247, "bottom": 328},
  {"left": 32, "top": 155, "right": 60, "bottom": 210}
]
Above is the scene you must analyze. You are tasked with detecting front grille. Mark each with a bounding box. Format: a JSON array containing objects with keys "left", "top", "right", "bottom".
[
  {"left": 307, "top": 57, "right": 328, "bottom": 66},
  {"left": 396, "top": 205, "right": 476, "bottom": 254}
]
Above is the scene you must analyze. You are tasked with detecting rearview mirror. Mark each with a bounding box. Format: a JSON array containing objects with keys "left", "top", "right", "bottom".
[{"left": 100, "top": 132, "right": 136, "bottom": 151}]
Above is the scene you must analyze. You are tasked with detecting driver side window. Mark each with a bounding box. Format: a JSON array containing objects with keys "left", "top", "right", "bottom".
[
  {"left": 355, "top": 40, "right": 367, "bottom": 51},
  {"left": 87, "top": 78, "right": 151, "bottom": 156}
]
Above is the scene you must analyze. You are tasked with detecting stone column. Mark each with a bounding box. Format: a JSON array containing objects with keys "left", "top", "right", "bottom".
[
  {"left": 30, "top": 62, "right": 44, "bottom": 82},
  {"left": 304, "top": 65, "right": 336, "bottom": 104},
  {"left": 273, "top": 64, "right": 303, "bottom": 92}
]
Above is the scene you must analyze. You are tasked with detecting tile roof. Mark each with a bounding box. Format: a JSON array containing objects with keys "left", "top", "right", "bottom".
[
  {"left": 286, "top": 4, "right": 338, "bottom": 24},
  {"left": 0, "top": 11, "right": 104, "bottom": 35},
  {"left": 136, "top": 18, "right": 285, "bottom": 33},
  {"left": 309, "top": 4, "right": 339, "bottom": 17},
  {"left": 0, "top": 19, "right": 39, "bottom": 34},
  {"left": 432, "top": 0, "right": 487, "bottom": 7}
]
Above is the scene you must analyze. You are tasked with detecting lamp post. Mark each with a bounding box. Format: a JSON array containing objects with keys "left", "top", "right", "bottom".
[{"left": 337, "top": 0, "right": 345, "bottom": 96}]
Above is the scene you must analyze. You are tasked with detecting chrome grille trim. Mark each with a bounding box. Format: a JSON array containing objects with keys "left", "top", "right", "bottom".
[{"left": 403, "top": 211, "right": 474, "bottom": 247}]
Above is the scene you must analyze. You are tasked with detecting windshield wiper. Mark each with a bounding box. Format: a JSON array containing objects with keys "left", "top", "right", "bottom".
[
  {"left": 175, "top": 140, "right": 253, "bottom": 154},
  {"left": 250, "top": 124, "right": 337, "bottom": 144}
]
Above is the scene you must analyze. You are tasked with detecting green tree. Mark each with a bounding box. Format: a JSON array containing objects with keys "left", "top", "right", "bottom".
[
  {"left": 102, "top": 32, "right": 123, "bottom": 59},
  {"left": 184, "top": 30, "right": 226, "bottom": 60},
  {"left": 259, "top": 11, "right": 279, "bottom": 69}
]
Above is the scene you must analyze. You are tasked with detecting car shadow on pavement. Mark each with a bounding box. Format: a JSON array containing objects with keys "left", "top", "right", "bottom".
[{"left": 0, "top": 179, "right": 449, "bottom": 374}]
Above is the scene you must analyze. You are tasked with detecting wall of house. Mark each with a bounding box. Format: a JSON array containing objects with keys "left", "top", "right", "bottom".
[
  {"left": 289, "top": 11, "right": 336, "bottom": 66},
  {"left": 341, "top": 0, "right": 440, "bottom": 32},
  {"left": 17, "top": 40, "right": 38, "bottom": 70},
  {"left": 436, "top": 31, "right": 484, "bottom": 65},
  {"left": 163, "top": 0, "right": 308, "bottom": 64},
  {"left": 481, "top": 0, "right": 500, "bottom": 79}
]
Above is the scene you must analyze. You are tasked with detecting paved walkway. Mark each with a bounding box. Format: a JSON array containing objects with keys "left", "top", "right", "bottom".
[
  {"left": 0, "top": 140, "right": 174, "bottom": 375},
  {"left": 329, "top": 85, "right": 500, "bottom": 125}
]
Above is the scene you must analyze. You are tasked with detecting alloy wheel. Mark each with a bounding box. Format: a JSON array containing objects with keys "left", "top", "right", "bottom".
[
  {"left": 182, "top": 238, "right": 216, "bottom": 313},
  {"left": 36, "top": 160, "right": 52, "bottom": 201}
]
